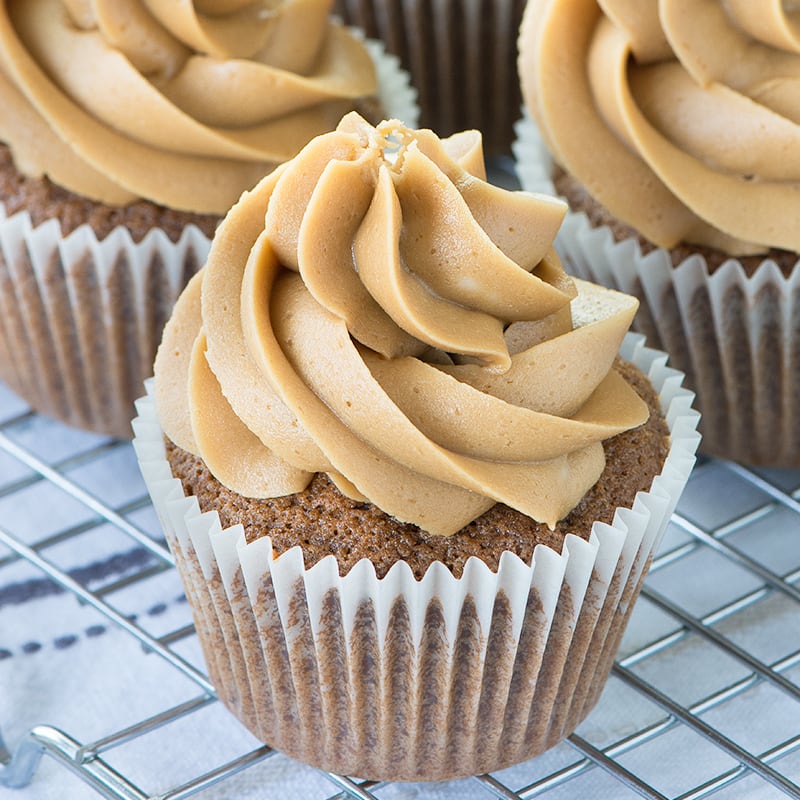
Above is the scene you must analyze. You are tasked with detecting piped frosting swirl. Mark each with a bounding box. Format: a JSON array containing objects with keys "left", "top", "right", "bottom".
[
  {"left": 519, "top": 0, "right": 800, "bottom": 256},
  {"left": 0, "top": 0, "right": 377, "bottom": 214},
  {"left": 154, "top": 114, "right": 649, "bottom": 536}
]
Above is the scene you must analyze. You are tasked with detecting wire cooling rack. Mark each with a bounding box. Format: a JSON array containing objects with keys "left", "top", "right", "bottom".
[{"left": 0, "top": 389, "right": 799, "bottom": 800}]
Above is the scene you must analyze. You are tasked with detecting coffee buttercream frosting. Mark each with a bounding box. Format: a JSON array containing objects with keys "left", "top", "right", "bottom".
[
  {"left": 519, "top": 0, "right": 800, "bottom": 256},
  {"left": 0, "top": 0, "right": 377, "bottom": 214},
  {"left": 154, "top": 113, "right": 649, "bottom": 535}
]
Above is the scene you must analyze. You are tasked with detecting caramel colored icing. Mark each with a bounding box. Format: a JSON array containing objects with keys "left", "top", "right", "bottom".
[
  {"left": 154, "top": 114, "right": 649, "bottom": 536},
  {"left": 519, "top": 0, "right": 800, "bottom": 256},
  {"left": 0, "top": 0, "right": 377, "bottom": 214}
]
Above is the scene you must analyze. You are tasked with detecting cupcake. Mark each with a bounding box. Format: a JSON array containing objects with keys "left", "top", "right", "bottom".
[
  {"left": 516, "top": 0, "right": 800, "bottom": 465},
  {"left": 133, "top": 113, "right": 700, "bottom": 781},
  {"left": 0, "top": 0, "right": 416, "bottom": 438},
  {"left": 333, "top": 0, "right": 527, "bottom": 155}
]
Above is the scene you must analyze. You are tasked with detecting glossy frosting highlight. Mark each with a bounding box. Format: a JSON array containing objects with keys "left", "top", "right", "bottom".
[
  {"left": 155, "top": 114, "right": 649, "bottom": 535},
  {"left": 0, "top": 0, "right": 377, "bottom": 213},
  {"left": 519, "top": 0, "right": 800, "bottom": 255}
]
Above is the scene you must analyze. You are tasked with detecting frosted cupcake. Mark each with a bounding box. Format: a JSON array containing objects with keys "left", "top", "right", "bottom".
[
  {"left": 134, "top": 113, "right": 700, "bottom": 781},
  {"left": 0, "top": 0, "right": 415, "bottom": 438},
  {"left": 516, "top": 0, "right": 800, "bottom": 465},
  {"left": 333, "top": 0, "right": 526, "bottom": 155}
]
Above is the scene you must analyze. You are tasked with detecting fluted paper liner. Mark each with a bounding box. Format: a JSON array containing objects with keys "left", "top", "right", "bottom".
[
  {"left": 0, "top": 212, "right": 210, "bottom": 438},
  {"left": 133, "top": 334, "right": 699, "bottom": 781},
  {"left": 334, "top": 0, "right": 525, "bottom": 155},
  {"left": 0, "top": 38, "right": 418, "bottom": 440},
  {"left": 514, "top": 112, "right": 800, "bottom": 465}
]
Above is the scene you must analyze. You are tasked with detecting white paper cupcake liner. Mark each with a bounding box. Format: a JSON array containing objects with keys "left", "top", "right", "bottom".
[
  {"left": 132, "top": 333, "right": 700, "bottom": 781},
  {"left": 364, "top": 34, "right": 420, "bottom": 128},
  {"left": 0, "top": 40, "right": 417, "bottom": 440},
  {"left": 514, "top": 111, "right": 800, "bottom": 466},
  {"left": 336, "top": 0, "right": 524, "bottom": 154},
  {"left": 0, "top": 211, "right": 210, "bottom": 438}
]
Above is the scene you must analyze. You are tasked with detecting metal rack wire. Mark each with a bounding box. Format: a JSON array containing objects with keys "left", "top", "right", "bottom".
[{"left": 0, "top": 393, "right": 799, "bottom": 800}]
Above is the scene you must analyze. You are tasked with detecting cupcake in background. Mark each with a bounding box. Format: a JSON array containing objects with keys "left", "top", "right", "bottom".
[
  {"left": 133, "top": 112, "right": 699, "bottom": 781},
  {"left": 0, "top": 0, "right": 416, "bottom": 438},
  {"left": 333, "top": 0, "right": 526, "bottom": 155},
  {"left": 516, "top": 0, "right": 800, "bottom": 465}
]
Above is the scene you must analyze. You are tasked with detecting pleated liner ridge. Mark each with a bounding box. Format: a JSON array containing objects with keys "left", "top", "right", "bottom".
[
  {"left": 0, "top": 205, "right": 210, "bottom": 438},
  {"left": 132, "top": 334, "right": 700, "bottom": 782}
]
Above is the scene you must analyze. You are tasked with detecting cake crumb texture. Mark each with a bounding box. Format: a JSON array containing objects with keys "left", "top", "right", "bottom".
[
  {"left": 0, "top": 143, "right": 220, "bottom": 243},
  {"left": 554, "top": 169, "right": 799, "bottom": 276},
  {"left": 166, "top": 359, "right": 669, "bottom": 579}
]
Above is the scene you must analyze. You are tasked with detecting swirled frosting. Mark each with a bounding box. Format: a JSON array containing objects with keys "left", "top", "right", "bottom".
[
  {"left": 0, "top": 0, "right": 377, "bottom": 214},
  {"left": 519, "top": 0, "right": 800, "bottom": 256},
  {"left": 154, "top": 113, "right": 649, "bottom": 536}
]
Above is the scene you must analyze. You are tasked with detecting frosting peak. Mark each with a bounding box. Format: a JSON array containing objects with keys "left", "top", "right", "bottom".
[
  {"left": 0, "top": 0, "right": 377, "bottom": 214},
  {"left": 155, "top": 115, "right": 649, "bottom": 535},
  {"left": 519, "top": 0, "right": 800, "bottom": 255}
]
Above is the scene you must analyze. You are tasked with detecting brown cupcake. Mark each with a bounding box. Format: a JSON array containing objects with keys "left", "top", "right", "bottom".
[
  {"left": 0, "top": 1, "right": 415, "bottom": 438},
  {"left": 516, "top": 0, "right": 800, "bottom": 465},
  {"left": 134, "top": 115, "right": 700, "bottom": 781}
]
